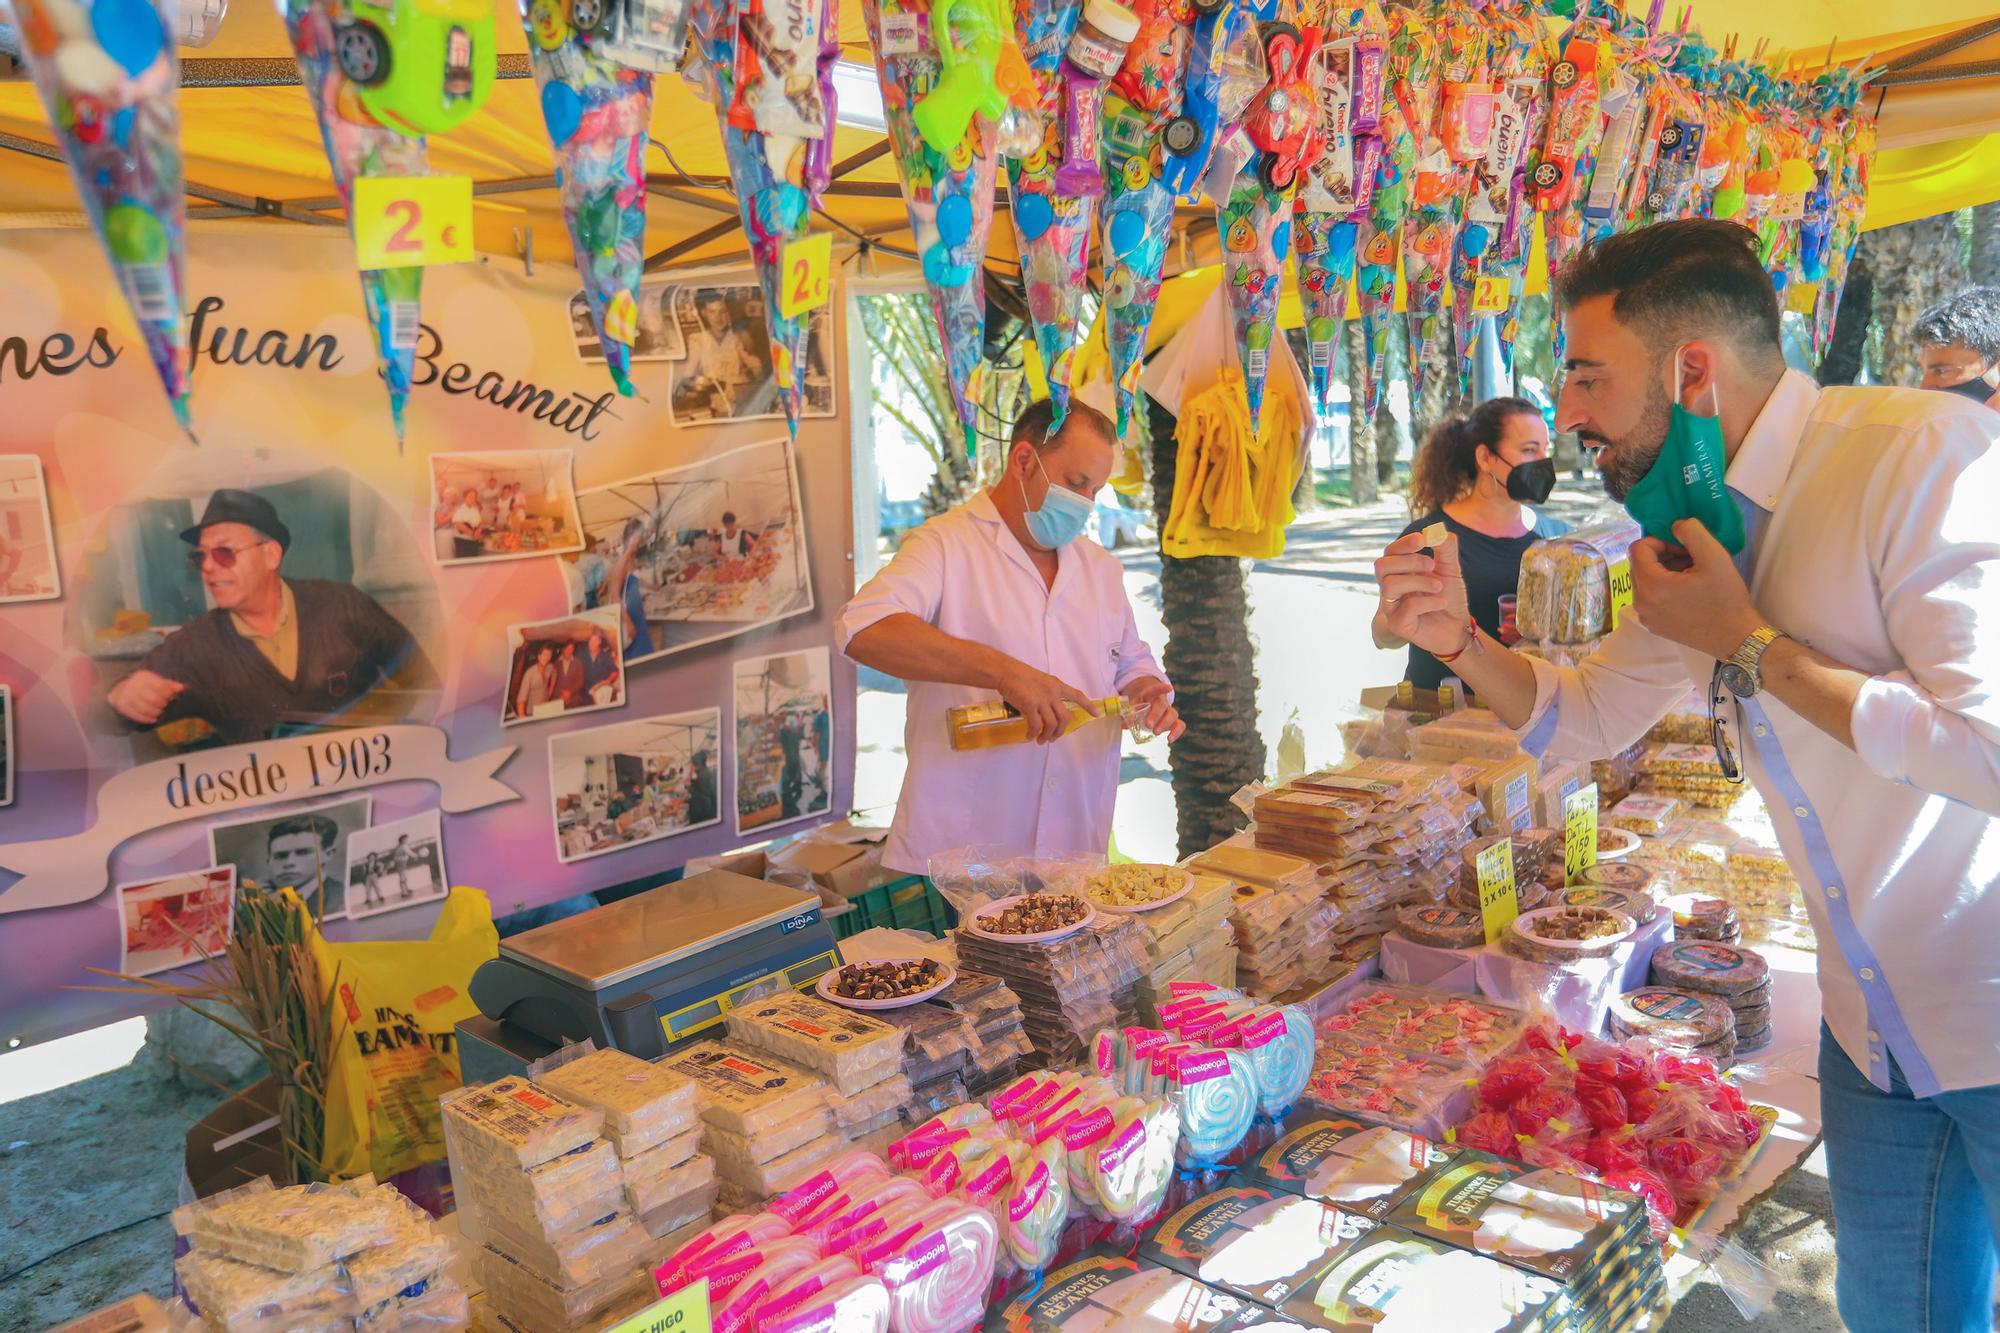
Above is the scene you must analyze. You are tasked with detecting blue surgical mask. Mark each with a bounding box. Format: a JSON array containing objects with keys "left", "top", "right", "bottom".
[{"left": 1020, "top": 453, "right": 1095, "bottom": 550}]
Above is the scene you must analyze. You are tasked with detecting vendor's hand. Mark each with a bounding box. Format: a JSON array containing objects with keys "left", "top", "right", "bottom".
[
  {"left": 1374, "top": 530, "right": 1472, "bottom": 657},
  {"left": 1120, "top": 676, "right": 1186, "bottom": 742},
  {"left": 109, "top": 669, "right": 186, "bottom": 725},
  {"left": 998, "top": 662, "right": 1098, "bottom": 743},
  {"left": 1629, "top": 519, "right": 1764, "bottom": 660}
]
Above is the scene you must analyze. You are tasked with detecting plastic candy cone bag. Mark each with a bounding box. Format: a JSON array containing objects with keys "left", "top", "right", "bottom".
[
  {"left": 1005, "top": 0, "right": 1091, "bottom": 421},
  {"left": 1450, "top": 2, "right": 1544, "bottom": 382},
  {"left": 523, "top": 0, "right": 654, "bottom": 397},
  {"left": 1531, "top": 23, "right": 1604, "bottom": 363},
  {"left": 1099, "top": 96, "right": 1176, "bottom": 438},
  {"left": 1400, "top": 0, "right": 1474, "bottom": 399},
  {"left": 15, "top": 0, "right": 194, "bottom": 436},
  {"left": 1215, "top": 164, "right": 1294, "bottom": 432},
  {"left": 277, "top": 0, "right": 431, "bottom": 445},
  {"left": 1292, "top": 5, "right": 1384, "bottom": 405},
  {"left": 1351, "top": 0, "right": 1430, "bottom": 417},
  {"left": 860, "top": 0, "right": 1002, "bottom": 447}
]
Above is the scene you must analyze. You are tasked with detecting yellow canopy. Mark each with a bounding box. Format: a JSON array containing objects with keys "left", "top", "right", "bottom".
[{"left": 0, "top": 3, "right": 1995, "bottom": 270}]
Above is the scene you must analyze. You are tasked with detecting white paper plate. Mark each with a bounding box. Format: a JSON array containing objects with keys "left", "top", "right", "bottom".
[
  {"left": 816, "top": 958, "right": 957, "bottom": 1010},
  {"left": 1509, "top": 906, "right": 1637, "bottom": 954},
  {"left": 963, "top": 894, "right": 1097, "bottom": 944},
  {"left": 1594, "top": 827, "right": 1643, "bottom": 861},
  {"left": 1082, "top": 867, "right": 1194, "bottom": 914}
]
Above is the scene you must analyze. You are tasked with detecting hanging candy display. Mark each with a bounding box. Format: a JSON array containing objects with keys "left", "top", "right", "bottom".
[{"left": 14, "top": 0, "right": 195, "bottom": 436}]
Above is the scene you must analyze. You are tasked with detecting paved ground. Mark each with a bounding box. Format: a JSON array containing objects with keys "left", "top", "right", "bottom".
[{"left": 0, "top": 485, "right": 1842, "bottom": 1330}]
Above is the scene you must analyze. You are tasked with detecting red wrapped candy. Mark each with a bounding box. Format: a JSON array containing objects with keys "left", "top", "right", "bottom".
[
  {"left": 1457, "top": 1109, "right": 1517, "bottom": 1155},
  {"left": 1477, "top": 1056, "right": 1548, "bottom": 1109}
]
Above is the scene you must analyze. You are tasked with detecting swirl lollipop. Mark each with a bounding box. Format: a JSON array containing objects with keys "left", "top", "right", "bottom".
[
  {"left": 1169, "top": 1047, "right": 1258, "bottom": 1167},
  {"left": 1238, "top": 1005, "right": 1314, "bottom": 1119},
  {"left": 1095, "top": 1096, "right": 1177, "bottom": 1222},
  {"left": 1002, "top": 1138, "right": 1071, "bottom": 1272},
  {"left": 875, "top": 1199, "right": 1000, "bottom": 1333}
]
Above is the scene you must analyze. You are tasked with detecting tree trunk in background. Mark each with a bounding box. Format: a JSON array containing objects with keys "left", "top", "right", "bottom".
[
  {"left": 1373, "top": 400, "right": 1399, "bottom": 488},
  {"left": 1146, "top": 397, "right": 1267, "bottom": 856},
  {"left": 1866, "top": 215, "right": 1970, "bottom": 388},
  {"left": 1344, "top": 319, "right": 1379, "bottom": 504},
  {"left": 1817, "top": 246, "right": 1874, "bottom": 386},
  {"left": 1970, "top": 202, "right": 2000, "bottom": 288}
]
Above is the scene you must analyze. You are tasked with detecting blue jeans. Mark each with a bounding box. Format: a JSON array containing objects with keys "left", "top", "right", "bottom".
[{"left": 1819, "top": 1023, "right": 2000, "bottom": 1331}]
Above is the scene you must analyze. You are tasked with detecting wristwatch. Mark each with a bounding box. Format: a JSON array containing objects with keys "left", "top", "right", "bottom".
[{"left": 1719, "top": 625, "right": 1787, "bottom": 698}]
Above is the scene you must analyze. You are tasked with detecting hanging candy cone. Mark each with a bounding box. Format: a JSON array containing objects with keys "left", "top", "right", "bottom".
[
  {"left": 1294, "top": 214, "right": 1358, "bottom": 408},
  {"left": 1216, "top": 171, "right": 1293, "bottom": 432},
  {"left": 1350, "top": 0, "right": 1432, "bottom": 418},
  {"left": 15, "top": 0, "right": 193, "bottom": 436},
  {"left": 860, "top": 0, "right": 1002, "bottom": 446},
  {"left": 1005, "top": 0, "right": 1090, "bottom": 420},
  {"left": 277, "top": 0, "right": 430, "bottom": 444},
  {"left": 1098, "top": 106, "right": 1175, "bottom": 438},
  {"left": 1389, "top": 2, "right": 1450, "bottom": 399},
  {"left": 1449, "top": 3, "right": 1542, "bottom": 387},
  {"left": 523, "top": 0, "right": 654, "bottom": 397},
  {"left": 1531, "top": 23, "right": 1605, "bottom": 363}
]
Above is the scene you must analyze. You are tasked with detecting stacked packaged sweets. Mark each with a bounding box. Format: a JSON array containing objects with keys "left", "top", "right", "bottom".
[
  {"left": 1306, "top": 985, "right": 1526, "bottom": 1134},
  {"left": 1093, "top": 869, "right": 1236, "bottom": 1023},
  {"left": 934, "top": 970, "right": 1033, "bottom": 1096},
  {"left": 1636, "top": 742, "right": 1748, "bottom": 811},
  {"left": 662, "top": 1038, "right": 844, "bottom": 1212},
  {"left": 955, "top": 912, "right": 1150, "bottom": 1067},
  {"left": 872, "top": 999, "right": 980, "bottom": 1128},
  {"left": 174, "top": 1177, "right": 463, "bottom": 1331},
  {"left": 536, "top": 1048, "right": 715, "bottom": 1248},
  {"left": 723, "top": 991, "right": 912, "bottom": 1161},
  {"left": 440, "top": 1077, "right": 655, "bottom": 1332}
]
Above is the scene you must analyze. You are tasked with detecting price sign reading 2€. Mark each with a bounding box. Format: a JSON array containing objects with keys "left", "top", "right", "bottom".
[
  {"left": 778, "top": 232, "right": 833, "bottom": 320},
  {"left": 1477, "top": 839, "right": 1519, "bottom": 943},
  {"left": 352, "top": 176, "right": 475, "bottom": 270},
  {"left": 605, "top": 1280, "right": 710, "bottom": 1333},
  {"left": 1469, "top": 275, "right": 1512, "bottom": 315},
  {"left": 1564, "top": 783, "right": 1600, "bottom": 885}
]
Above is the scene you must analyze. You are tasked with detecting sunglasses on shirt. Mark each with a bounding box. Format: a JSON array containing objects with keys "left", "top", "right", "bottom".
[
  {"left": 1707, "top": 661, "right": 1747, "bottom": 784},
  {"left": 186, "top": 540, "right": 274, "bottom": 571}
]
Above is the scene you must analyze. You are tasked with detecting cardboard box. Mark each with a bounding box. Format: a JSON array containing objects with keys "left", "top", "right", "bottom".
[{"left": 769, "top": 833, "right": 896, "bottom": 899}]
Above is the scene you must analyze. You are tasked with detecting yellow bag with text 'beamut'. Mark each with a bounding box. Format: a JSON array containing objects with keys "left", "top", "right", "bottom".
[{"left": 307, "top": 886, "right": 497, "bottom": 1182}]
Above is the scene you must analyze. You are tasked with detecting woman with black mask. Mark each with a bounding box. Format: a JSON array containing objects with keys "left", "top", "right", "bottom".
[{"left": 1374, "top": 396, "right": 1569, "bottom": 688}]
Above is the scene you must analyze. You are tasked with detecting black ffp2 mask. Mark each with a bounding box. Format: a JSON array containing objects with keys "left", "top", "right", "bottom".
[{"left": 1505, "top": 457, "right": 1558, "bottom": 505}]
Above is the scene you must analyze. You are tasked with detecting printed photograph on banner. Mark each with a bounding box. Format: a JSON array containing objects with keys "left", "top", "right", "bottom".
[
  {"left": 572, "top": 438, "right": 815, "bottom": 665},
  {"left": 343, "top": 809, "right": 448, "bottom": 919},
  {"left": 429, "top": 449, "right": 585, "bottom": 566},
  {"left": 78, "top": 458, "right": 445, "bottom": 754},
  {"left": 549, "top": 708, "right": 722, "bottom": 863},
  {"left": 117, "top": 866, "right": 236, "bottom": 978},
  {"left": 207, "top": 795, "right": 372, "bottom": 922},
  {"left": 0, "top": 455, "right": 61, "bottom": 603},
  {"left": 570, "top": 279, "right": 688, "bottom": 364},
  {"left": 666, "top": 283, "right": 835, "bottom": 425},
  {"left": 502, "top": 606, "right": 625, "bottom": 726},
  {"left": 0, "top": 684, "right": 11, "bottom": 807},
  {"left": 733, "top": 647, "right": 832, "bottom": 834}
]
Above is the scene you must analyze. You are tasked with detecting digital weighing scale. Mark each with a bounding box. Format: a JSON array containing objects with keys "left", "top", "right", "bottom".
[{"left": 463, "top": 870, "right": 839, "bottom": 1076}]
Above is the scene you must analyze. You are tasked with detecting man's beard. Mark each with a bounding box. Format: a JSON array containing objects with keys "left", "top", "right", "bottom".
[{"left": 1579, "top": 382, "right": 1673, "bottom": 501}]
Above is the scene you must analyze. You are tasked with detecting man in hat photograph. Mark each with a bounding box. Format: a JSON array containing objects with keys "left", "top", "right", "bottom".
[{"left": 106, "top": 489, "right": 437, "bottom": 744}]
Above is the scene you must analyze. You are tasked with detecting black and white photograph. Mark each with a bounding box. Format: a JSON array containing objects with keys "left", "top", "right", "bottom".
[
  {"left": 430, "top": 450, "right": 585, "bottom": 566},
  {"left": 78, "top": 465, "right": 444, "bottom": 751},
  {"left": 0, "top": 454, "right": 61, "bottom": 603},
  {"left": 733, "top": 648, "right": 832, "bottom": 835},
  {"left": 549, "top": 708, "right": 722, "bottom": 864},
  {"left": 571, "top": 438, "right": 815, "bottom": 665},
  {"left": 117, "top": 866, "right": 236, "bottom": 978},
  {"left": 207, "top": 796, "right": 372, "bottom": 921},
  {"left": 343, "top": 809, "right": 448, "bottom": 920},
  {"left": 502, "top": 606, "right": 626, "bottom": 726},
  {"left": 666, "top": 283, "right": 836, "bottom": 425},
  {"left": 569, "top": 279, "right": 688, "bottom": 364}
]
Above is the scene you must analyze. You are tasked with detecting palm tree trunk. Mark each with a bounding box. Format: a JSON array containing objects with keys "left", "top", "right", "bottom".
[
  {"left": 1344, "top": 319, "right": 1379, "bottom": 504},
  {"left": 1970, "top": 202, "right": 2000, "bottom": 288},
  {"left": 1865, "top": 216, "right": 1970, "bottom": 388},
  {"left": 1146, "top": 396, "right": 1267, "bottom": 856},
  {"left": 1817, "top": 246, "right": 1873, "bottom": 386}
]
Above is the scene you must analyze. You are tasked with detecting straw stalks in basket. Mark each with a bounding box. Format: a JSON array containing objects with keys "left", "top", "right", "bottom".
[{"left": 77, "top": 881, "right": 339, "bottom": 1186}]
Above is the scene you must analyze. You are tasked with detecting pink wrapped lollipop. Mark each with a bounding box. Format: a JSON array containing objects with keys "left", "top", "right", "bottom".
[
  {"left": 873, "top": 1199, "right": 1000, "bottom": 1333},
  {"left": 655, "top": 1210, "right": 792, "bottom": 1294},
  {"left": 772, "top": 1151, "right": 893, "bottom": 1228},
  {"left": 760, "top": 1274, "right": 893, "bottom": 1333},
  {"left": 752, "top": 1255, "right": 862, "bottom": 1328},
  {"left": 1002, "top": 1138, "right": 1071, "bottom": 1272},
  {"left": 814, "top": 1174, "right": 930, "bottom": 1254}
]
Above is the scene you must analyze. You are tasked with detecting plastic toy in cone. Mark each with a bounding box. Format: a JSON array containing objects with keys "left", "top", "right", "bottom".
[
  {"left": 14, "top": 0, "right": 194, "bottom": 436},
  {"left": 1099, "top": 95, "right": 1177, "bottom": 437},
  {"left": 277, "top": 0, "right": 435, "bottom": 445},
  {"left": 1450, "top": 2, "right": 1545, "bottom": 380},
  {"left": 1004, "top": 0, "right": 1105, "bottom": 421},
  {"left": 1401, "top": 0, "right": 1478, "bottom": 399},
  {"left": 1160, "top": 0, "right": 1267, "bottom": 201},
  {"left": 861, "top": 0, "right": 1003, "bottom": 445},
  {"left": 686, "top": 0, "right": 834, "bottom": 432},
  {"left": 523, "top": 0, "right": 654, "bottom": 397}
]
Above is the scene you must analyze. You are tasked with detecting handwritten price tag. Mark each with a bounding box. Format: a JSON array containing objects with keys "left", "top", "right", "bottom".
[
  {"left": 1469, "top": 275, "right": 1511, "bottom": 315},
  {"left": 1607, "top": 559, "right": 1634, "bottom": 631},
  {"left": 353, "top": 176, "right": 473, "bottom": 270},
  {"left": 778, "top": 232, "right": 833, "bottom": 319},
  {"left": 1477, "top": 839, "right": 1518, "bottom": 943},
  {"left": 607, "top": 1281, "right": 709, "bottom": 1333},
  {"left": 1564, "top": 783, "right": 1600, "bottom": 885}
]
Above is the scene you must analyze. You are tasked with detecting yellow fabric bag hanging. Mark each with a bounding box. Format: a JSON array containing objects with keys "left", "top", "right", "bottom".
[
  {"left": 1164, "top": 366, "right": 1307, "bottom": 560},
  {"left": 306, "top": 885, "right": 497, "bottom": 1182}
]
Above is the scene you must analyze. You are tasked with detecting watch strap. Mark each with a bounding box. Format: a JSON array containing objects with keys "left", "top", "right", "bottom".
[{"left": 1728, "top": 625, "right": 1784, "bottom": 684}]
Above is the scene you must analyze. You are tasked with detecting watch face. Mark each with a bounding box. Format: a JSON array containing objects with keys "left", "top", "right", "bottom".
[{"left": 1719, "top": 662, "right": 1756, "bottom": 698}]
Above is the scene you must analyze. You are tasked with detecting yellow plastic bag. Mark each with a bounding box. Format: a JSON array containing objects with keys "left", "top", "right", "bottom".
[{"left": 307, "top": 886, "right": 497, "bottom": 1182}]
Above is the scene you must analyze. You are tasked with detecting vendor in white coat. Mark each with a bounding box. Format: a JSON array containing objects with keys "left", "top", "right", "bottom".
[{"left": 840, "top": 398, "right": 1185, "bottom": 877}]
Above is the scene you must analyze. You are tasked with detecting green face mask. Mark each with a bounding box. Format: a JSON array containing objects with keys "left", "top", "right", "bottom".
[{"left": 1618, "top": 348, "right": 1746, "bottom": 554}]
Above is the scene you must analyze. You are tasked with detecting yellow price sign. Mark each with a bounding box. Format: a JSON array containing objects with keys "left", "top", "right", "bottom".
[
  {"left": 778, "top": 232, "right": 833, "bottom": 320},
  {"left": 1477, "top": 839, "right": 1518, "bottom": 943},
  {"left": 604, "top": 1280, "right": 710, "bottom": 1333},
  {"left": 1470, "top": 275, "right": 1512, "bottom": 315},
  {"left": 1608, "top": 558, "right": 1634, "bottom": 631},
  {"left": 352, "top": 176, "right": 473, "bottom": 270},
  {"left": 1564, "top": 783, "right": 1600, "bottom": 885}
]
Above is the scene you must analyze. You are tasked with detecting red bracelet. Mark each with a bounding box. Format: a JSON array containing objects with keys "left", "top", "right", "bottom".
[{"left": 1434, "top": 618, "right": 1480, "bottom": 664}]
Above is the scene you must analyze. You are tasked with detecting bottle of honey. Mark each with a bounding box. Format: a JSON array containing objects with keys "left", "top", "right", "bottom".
[{"left": 945, "top": 696, "right": 1152, "bottom": 751}]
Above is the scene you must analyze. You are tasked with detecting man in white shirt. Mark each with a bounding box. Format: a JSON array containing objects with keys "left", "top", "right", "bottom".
[
  {"left": 1373, "top": 220, "right": 2000, "bottom": 1332},
  {"left": 840, "top": 398, "right": 1183, "bottom": 877},
  {"left": 1912, "top": 286, "right": 2000, "bottom": 411}
]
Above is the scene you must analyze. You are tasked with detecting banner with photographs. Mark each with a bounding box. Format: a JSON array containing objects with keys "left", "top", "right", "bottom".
[
  {"left": 0, "top": 229, "right": 858, "bottom": 1048},
  {"left": 567, "top": 272, "right": 835, "bottom": 427}
]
